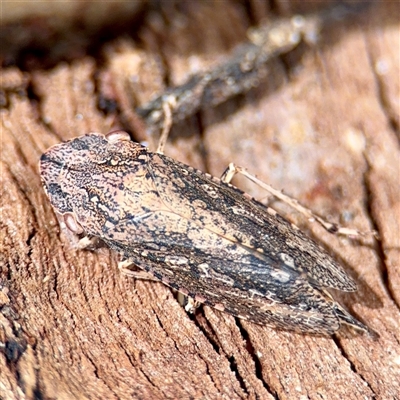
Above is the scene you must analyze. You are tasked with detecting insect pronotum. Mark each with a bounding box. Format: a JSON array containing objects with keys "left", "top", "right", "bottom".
[{"left": 39, "top": 129, "right": 369, "bottom": 335}]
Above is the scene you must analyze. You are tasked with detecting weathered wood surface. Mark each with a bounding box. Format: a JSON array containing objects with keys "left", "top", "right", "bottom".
[{"left": 1, "top": 2, "right": 399, "bottom": 399}]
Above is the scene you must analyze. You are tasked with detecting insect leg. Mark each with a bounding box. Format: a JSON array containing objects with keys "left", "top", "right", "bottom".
[
  {"left": 77, "top": 236, "right": 104, "bottom": 250},
  {"left": 119, "top": 260, "right": 202, "bottom": 312},
  {"left": 156, "top": 96, "right": 176, "bottom": 154},
  {"left": 221, "top": 163, "right": 377, "bottom": 239},
  {"left": 184, "top": 297, "right": 201, "bottom": 313},
  {"left": 118, "top": 260, "right": 161, "bottom": 282}
]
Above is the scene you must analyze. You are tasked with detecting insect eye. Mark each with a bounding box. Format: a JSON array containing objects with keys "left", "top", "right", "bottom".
[
  {"left": 62, "top": 212, "right": 83, "bottom": 234},
  {"left": 105, "top": 130, "right": 131, "bottom": 143}
]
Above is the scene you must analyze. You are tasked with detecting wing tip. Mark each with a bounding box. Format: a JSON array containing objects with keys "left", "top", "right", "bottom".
[{"left": 335, "top": 304, "right": 378, "bottom": 338}]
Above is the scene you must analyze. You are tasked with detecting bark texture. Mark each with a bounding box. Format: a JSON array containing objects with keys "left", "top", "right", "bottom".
[{"left": 1, "top": 1, "right": 399, "bottom": 399}]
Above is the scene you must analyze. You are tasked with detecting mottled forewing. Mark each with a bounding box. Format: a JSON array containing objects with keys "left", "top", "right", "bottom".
[{"left": 146, "top": 152, "right": 356, "bottom": 292}]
